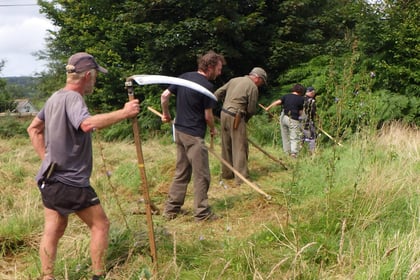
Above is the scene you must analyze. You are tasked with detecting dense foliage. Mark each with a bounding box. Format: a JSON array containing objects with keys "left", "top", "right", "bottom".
[
  {"left": 0, "top": 61, "right": 13, "bottom": 112},
  {"left": 29, "top": 0, "right": 420, "bottom": 132}
]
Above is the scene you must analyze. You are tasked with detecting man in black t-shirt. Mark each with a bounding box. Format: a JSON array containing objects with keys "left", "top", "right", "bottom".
[
  {"left": 160, "top": 51, "right": 225, "bottom": 222},
  {"left": 265, "top": 84, "right": 305, "bottom": 158}
]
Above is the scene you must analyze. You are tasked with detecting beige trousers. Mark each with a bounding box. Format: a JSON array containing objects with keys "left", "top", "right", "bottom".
[{"left": 220, "top": 111, "right": 249, "bottom": 184}]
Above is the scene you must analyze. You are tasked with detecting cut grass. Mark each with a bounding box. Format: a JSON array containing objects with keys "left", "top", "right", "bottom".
[{"left": 0, "top": 122, "right": 418, "bottom": 279}]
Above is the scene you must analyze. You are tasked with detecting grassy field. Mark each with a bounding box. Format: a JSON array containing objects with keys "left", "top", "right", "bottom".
[{"left": 0, "top": 121, "right": 419, "bottom": 279}]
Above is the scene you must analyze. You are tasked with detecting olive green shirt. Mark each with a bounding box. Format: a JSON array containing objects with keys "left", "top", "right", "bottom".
[{"left": 214, "top": 75, "right": 259, "bottom": 121}]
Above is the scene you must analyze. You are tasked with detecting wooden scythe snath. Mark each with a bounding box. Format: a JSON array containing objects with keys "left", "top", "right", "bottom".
[
  {"left": 207, "top": 146, "right": 272, "bottom": 200},
  {"left": 123, "top": 74, "right": 215, "bottom": 275},
  {"left": 258, "top": 103, "right": 274, "bottom": 117},
  {"left": 125, "top": 78, "right": 158, "bottom": 274},
  {"left": 318, "top": 127, "right": 343, "bottom": 147},
  {"left": 147, "top": 106, "right": 272, "bottom": 201},
  {"left": 247, "top": 138, "right": 288, "bottom": 170}
]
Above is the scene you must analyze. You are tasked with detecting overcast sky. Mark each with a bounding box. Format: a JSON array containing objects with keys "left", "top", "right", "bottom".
[{"left": 0, "top": 0, "right": 54, "bottom": 77}]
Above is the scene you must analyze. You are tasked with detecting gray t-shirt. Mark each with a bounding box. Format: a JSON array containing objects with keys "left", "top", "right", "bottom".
[{"left": 36, "top": 89, "right": 92, "bottom": 187}]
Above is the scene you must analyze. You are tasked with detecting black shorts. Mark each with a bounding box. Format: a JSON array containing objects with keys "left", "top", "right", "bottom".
[{"left": 38, "top": 181, "right": 101, "bottom": 216}]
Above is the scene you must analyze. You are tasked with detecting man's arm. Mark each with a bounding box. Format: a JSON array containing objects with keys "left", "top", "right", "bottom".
[
  {"left": 265, "top": 99, "right": 282, "bottom": 111},
  {"left": 80, "top": 99, "right": 140, "bottom": 132},
  {"left": 160, "top": 89, "right": 172, "bottom": 123},
  {"left": 214, "top": 83, "right": 227, "bottom": 102},
  {"left": 204, "top": 108, "right": 216, "bottom": 136},
  {"left": 246, "top": 89, "right": 259, "bottom": 119},
  {"left": 27, "top": 116, "right": 46, "bottom": 160}
]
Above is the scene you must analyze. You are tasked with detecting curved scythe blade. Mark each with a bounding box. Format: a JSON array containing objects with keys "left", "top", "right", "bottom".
[{"left": 128, "top": 74, "right": 217, "bottom": 101}]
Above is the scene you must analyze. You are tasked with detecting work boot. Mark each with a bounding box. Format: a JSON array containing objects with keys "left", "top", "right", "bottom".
[
  {"left": 163, "top": 209, "right": 190, "bottom": 220},
  {"left": 196, "top": 213, "right": 221, "bottom": 222},
  {"left": 163, "top": 212, "right": 178, "bottom": 220}
]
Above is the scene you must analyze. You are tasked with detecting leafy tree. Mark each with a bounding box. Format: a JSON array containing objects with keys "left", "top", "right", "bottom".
[
  {"left": 0, "top": 61, "right": 14, "bottom": 112},
  {"left": 0, "top": 60, "right": 6, "bottom": 92},
  {"left": 37, "top": 0, "right": 274, "bottom": 121},
  {"left": 38, "top": 0, "right": 341, "bottom": 105},
  {"left": 357, "top": 0, "right": 420, "bottom": 96},
  {"left": 36, "top": 0, "right": 419, "bottom": 137}
]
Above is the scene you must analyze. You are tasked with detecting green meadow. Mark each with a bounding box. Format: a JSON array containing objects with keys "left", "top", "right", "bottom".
[{"left": 0, "top": 118, "right": 418, "bottom": 279}]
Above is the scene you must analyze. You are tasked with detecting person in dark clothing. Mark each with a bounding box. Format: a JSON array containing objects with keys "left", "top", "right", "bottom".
[
  {"left": 160, "top": 51, "right": 225, "bottom": 222},
  {"left": 301, "top": 86, "right": 317, "bottom": 153},
  {"left": 265, "top": 84, "right": 305, "bottom": 158}
]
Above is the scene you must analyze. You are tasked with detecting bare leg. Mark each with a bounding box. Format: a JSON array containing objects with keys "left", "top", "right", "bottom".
[
  {"left": 76, "top": 204, "right": 110, "bottom": 276},
  {"left": 40, "top": 208, "right": 68, "bottom": 280}
]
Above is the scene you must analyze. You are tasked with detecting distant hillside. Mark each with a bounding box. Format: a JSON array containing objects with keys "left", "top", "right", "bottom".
[
  {"left": 4, "top": 76, "right": 40, "bottom": 99},
  {"left": 5, "top": 76, "right": 39, "bottom": 87}
]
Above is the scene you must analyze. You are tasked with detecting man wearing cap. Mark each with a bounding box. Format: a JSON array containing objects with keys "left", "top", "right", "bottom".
[
  {"left": 27, "top": 52, "right": 140, "bottom": 280},
  {"left": 214, "top": 67, "right": 267, "bottom": 185},
  {"left": 302, "top": 86, "right": 317, "bottom": 153}
]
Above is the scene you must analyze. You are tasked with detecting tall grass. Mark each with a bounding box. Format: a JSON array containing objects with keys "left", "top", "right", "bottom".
[{"left": 0, "top": 120, "right": 418, "bottom": 279}]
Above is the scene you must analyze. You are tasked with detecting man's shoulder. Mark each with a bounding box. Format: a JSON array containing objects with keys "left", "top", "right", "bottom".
[
  {"left": 285, "top": 93, "right": 304, "bottom": 102},
  {"left": 179, "top": 71, "right": 197, "bottom": 79},
  {"left": 231, "top": 76, "right": 249, "bottom": 82},
  {"left": 49, "top": 89, "right": 80, "bottom": 98},
  {"left": 180, "top": 71, "right": 203, "bottom": 81},
  {"left": 180, "top": 72, "right": 212, "bottom": 86},
  {"left": 306, "top": 98, "right": 315, "bottom": 104},
  {"left": 52, "top": 88, "right": 80, "bottom": 94},
  {"left": 228, "top": 76, "right": 254, "bottom": 88}
]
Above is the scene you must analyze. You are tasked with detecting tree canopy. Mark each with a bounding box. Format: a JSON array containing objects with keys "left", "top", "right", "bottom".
[
  {"left": 36, "top": 0, "right": 419, "bottom": 128},
  {"left": 0, "top": 61, "right": 14, "bottom": 112}
]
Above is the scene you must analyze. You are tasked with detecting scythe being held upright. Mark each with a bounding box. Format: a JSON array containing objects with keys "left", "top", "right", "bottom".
[{"left": 124, "top": 74, "right": 217, "bottom": 275}]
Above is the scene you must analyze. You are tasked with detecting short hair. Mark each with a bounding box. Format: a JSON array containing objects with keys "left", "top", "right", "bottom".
[
  {"left": 291, "top": 84, "right": 306, "bottom": 95},
  {"left": 197, "top": 51, "right": 226, "bottom": 72},
  {"left": 66, "top": 69, "right": 96, "bottom": 84}
]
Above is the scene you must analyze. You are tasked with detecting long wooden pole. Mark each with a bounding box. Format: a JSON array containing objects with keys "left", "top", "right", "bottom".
[
  {"left": 207, "top": 147, "right": 272, "bottom": 200},
  {"left": 247, "top": 138, "right": 288, "bottom": 170},
  {"left": 147, "top": 106, "right": 272, "bottom": 200},
  {"left": 319, "top": 127, "right": 343, "bottom": 147},
  {"left": 258, "top": 103, "right": 275, "bottom": 118},
  {"left": 126, "top": 82, "right": 158, "bottom": 273}
]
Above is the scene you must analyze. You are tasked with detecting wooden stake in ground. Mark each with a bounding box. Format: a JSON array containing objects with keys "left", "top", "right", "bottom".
[
  {"left": 147, "top": 106, "right": 272, "bottom": 200},
  {"left": 126, "top": 81, "right": 158, "bottom": 274}
]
